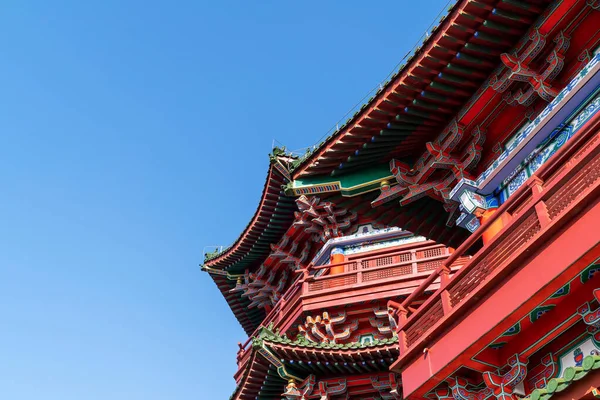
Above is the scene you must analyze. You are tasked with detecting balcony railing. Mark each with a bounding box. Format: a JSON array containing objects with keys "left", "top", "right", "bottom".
[
  {"left": 389, "top": 111, "right": 600, "bottom": 370},
  {"left": 304, "top": 244, "right": 453, "bottom": 293},
  {"left": 234, "top": 242, "right": 468, "bottom": 378}
]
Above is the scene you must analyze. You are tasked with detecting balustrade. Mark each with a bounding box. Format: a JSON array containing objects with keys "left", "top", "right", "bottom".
[
  {"left": 304, "top": 244, "right": 453, "bottom": 293},
  {"left": 389, "top": 112, "right": 600, "bottom": 366},
  {"left": 235, "top": 241, "right": 463, "bottom": 374}
]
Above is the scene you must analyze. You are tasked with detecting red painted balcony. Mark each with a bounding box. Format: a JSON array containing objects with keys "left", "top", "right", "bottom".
[
  {"left": 300, "top": 243, "right": 469, "bottom": 312},
  {"left": 234, "top": 241, "right": 469, "bottom": 382},
  {"left": 388, "top": 111, "right": 600, "bottom": 396},
  {"left": 307, "top": 245, "right": 450, "bottom": 292}
]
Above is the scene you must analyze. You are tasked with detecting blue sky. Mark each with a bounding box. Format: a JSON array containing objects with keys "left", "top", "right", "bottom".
[{"left": 0, "top": 1, "right": 449, "bottom": 398}]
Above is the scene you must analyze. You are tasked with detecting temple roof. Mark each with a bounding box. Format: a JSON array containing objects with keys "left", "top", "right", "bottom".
[
  {"left": 202, "top": 151, "right": 298, "bottom": 334},
  {"left": 255, "top": 326, "right": 400, "bottom": 375},
  {"left": 203, "top": 0, "right": 556, "bottom": 271},
  {"left": 230, "top": 351, "right": 286, "bottom": 400},
  {"left": 230, "top": 326, "right": 400, "bottom": 399},
  {"left": 259, "top": 325, "right": 399, "bottom": 352},
  {"left": 206, "top": 189, "right": 468, "bottom": 335},
  {"left": 201, "top": 0, "right": 569, "bottom": 335},
  {"left": 291, "top": 0, "right": 552, "bottom": 179},
  {"left": 204, "top": 150, "right": 297, "bottom": 272}
]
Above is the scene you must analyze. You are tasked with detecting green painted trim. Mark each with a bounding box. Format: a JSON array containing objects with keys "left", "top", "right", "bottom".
[
  {"left": 258, "top": 324, "right": 398, "bottom": 350},
  {"left": 286, "top": 165, "right": 392, "bottom": 197},
  {"left": 502, "top": 322, "right": 521, "bottom": 337},
  {"left": 551, "top": 283, "right": 571, "bottom": 298},
  {"left": 526, "top": 355, "right": 600, "bottom": 400},
  {"left": 252, "top": 327, "right": 304, "bottom": 380},
  {"left": 201, "top": 265, "right": 243, "bottom": 280},
  {"left": 581, "top": 261, "right": 600, "bottom": 283},
  {"left": 530, "top": 305, "right": 556, "bottom": 323}
]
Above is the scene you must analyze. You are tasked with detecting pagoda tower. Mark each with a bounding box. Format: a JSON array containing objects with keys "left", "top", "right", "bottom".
[{"left": 203, "top": 1, "right": 600, "bottom": 398}]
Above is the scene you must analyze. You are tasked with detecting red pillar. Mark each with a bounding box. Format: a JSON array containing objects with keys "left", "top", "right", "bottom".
[
  {"left": 330, "top": 247, "right": 345, "bottom": 275},
  {"left": 480, "top": 208, "right": 510, "bottom": 245}
]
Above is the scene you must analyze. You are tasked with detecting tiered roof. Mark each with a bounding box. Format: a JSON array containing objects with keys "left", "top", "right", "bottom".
[
  {"left": 202, "top": 0, "right": 599, "bottom": 337},
  {"left": 204, "top": 151, "right": 297, "bottom": 273},
  {"left": 231, "top": 326, "right": 400, "bottom": 399},
  {"left": 203, "top": 152, "right": 297, "bottom": 333}
]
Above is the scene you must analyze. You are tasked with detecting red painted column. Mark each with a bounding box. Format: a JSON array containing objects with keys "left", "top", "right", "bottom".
[
  {"left": 480, "top": 208, "right": 510, "bottom": 245},
  {"left": 330, "top": 247, "right": 345, "bottom": 275}
]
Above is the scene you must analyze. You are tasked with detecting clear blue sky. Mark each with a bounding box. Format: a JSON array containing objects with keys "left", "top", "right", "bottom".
[{"left": 0, "top": 1, "right": 449, "bottom": 399}]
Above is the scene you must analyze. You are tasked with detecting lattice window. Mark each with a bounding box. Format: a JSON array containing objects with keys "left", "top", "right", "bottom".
[{"left": 347, "top": 262, "right": 359, "bottom": 271}]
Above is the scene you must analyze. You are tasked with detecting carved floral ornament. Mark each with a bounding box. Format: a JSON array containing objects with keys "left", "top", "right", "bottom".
[
  {"left": 577, "top": 288, "right": 600, "bottom": 329},
  {"left": 425, "top": 286, "right": 600, "bottom": 400},
  {"left": 370, "top": 307, "right": 398, "bottom": 338},
  {"left": 293, "top": 195, "right": 357, "bottom": 243},
  {"left": 372, "top": 29, "right": 579, "bottom": 228}
]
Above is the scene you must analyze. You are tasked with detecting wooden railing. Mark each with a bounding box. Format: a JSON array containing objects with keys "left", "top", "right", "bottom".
[
  {"left": 234, "top": 242, "right": 465, "bottom": 377},
  {"left": 388, "top": 112, "right": 600, "bottom": 368},
  {"left": 304, "top": 244, "right": 452, "bottom": 293}
]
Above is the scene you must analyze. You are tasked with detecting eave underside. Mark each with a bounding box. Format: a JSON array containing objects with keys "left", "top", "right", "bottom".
[
  {"left": 205, "top": 162, "right": 297, "bottom": 272},
  {"left": 293, "top": 0, "right": 553, "bottom": 178}
]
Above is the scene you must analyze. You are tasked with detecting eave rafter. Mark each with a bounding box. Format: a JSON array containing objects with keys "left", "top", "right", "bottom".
[
  {"left": 291, "top": 0, "right": 552, "bottom": 179},
  {"left": 204, "top": 154, "right": 296, "bottom": 271}
]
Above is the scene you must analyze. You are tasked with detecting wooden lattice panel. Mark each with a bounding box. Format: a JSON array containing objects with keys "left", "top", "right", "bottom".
[
  {"left": 363, "top": 265, "right": 413, "bottom": 282},
  {"left": 416, "top": 247, "right": 444, "bottom": 259},
  {"left": 546, "top": 149, "right": 600, "bottom": 219},
  {"left": 406, "top": 298, "right": 443, "bottom": 347},
  {"left": 308, "top": 275, "right": 357, "bottom": 292},
  {"left": 361, "top": 256, "right": 394, "bottom": 269},
  {"left": 417, "top": 259, "right": 443, "bottom": 272},
  {"left": 398, "top": 252, "right": 413, "bottom": 263},
  {"left": 448, "top": 210, "right": 541, "bottom": 307}
]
